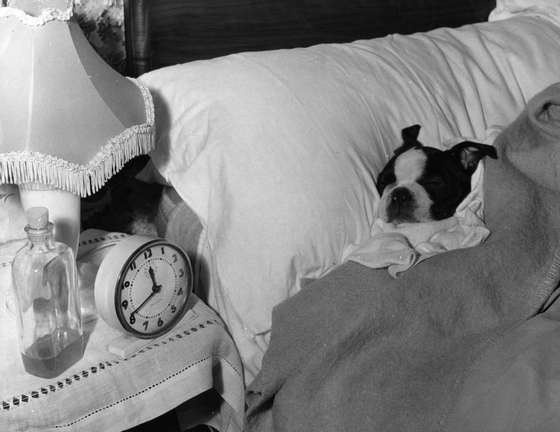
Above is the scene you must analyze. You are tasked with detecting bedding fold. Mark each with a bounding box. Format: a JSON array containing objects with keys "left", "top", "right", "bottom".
[{"left": 246, "top": 82, "right": 560, "bottom": 431}]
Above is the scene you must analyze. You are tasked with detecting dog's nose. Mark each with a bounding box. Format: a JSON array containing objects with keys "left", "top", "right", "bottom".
[{"left": 391, "top": 187, "right": 412, "bottom": 203}]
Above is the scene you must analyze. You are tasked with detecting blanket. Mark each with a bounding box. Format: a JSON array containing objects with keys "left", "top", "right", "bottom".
[{"left": 246, "top": 82, "right": 560, "bottom": 432}]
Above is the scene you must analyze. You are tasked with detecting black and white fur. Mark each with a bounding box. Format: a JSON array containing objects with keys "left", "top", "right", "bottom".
[{"left": 377, "top": 125, "right": 497, "bottom": 223}]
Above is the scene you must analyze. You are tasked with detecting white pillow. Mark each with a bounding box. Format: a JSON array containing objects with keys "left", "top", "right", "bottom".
[
  {"left": 140, "top": 14, "right": 560, "bottom": 383},
  {"left": 0, "top": 185, "right": 26, "bottom": 244},
  {"left": 490, "top": 0, "right": 560, "bottom": 24}
]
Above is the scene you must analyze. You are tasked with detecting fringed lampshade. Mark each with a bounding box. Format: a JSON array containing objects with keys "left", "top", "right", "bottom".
[{"left": 0, "top": 0, "right": 154, "bottom": 198}]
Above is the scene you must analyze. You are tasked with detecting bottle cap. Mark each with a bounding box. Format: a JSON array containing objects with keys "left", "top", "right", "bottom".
[{"left": 26, "top": 206, "right": 49, "bottom": 230}]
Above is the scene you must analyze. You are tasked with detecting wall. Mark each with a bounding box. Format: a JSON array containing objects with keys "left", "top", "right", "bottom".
[{"left": 74, "top": 0, "right": 126, "bottom": 73}]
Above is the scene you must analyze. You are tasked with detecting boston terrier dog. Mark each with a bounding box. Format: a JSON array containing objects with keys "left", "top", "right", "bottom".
[{"left": 377, "top": 125, "right": 497, "bottom": 223}]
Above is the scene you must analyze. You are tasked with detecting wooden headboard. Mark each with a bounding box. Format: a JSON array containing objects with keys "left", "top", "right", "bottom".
[{"left": 123, "top": 0, "right": 496, "bottom": 77}]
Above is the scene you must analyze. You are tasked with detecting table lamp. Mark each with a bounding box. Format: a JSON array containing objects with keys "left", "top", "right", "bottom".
[{"left": 0, "top": 0, "right": 154, "bottom": 253}]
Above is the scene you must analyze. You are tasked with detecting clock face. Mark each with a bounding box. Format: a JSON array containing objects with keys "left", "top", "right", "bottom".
[{"left": 114, "top": 240, "right": 192, "bottom": 338}]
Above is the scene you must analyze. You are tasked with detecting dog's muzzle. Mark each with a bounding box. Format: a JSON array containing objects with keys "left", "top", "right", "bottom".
[{"left": 386, "top": 186, "right": 416, "bottom": 222}]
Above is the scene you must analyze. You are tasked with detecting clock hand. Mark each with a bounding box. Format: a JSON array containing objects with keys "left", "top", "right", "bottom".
[
  {"left": 148, "top": 266, "right": 158, "bottom": 287},
  {"left": 130, "top": 291, "right": 157, "bottom": 317},
  {"left": 130, "top": 280, "right": 163, "bottom": 317}
]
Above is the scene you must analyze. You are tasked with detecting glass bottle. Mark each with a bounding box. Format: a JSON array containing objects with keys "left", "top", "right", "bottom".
[{"left": 12, "top": 206, "right": 83, "bottom": 378}]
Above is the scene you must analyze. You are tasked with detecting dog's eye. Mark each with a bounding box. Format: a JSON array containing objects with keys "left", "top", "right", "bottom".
[
  {"left": 377, "top": 171, "right": 396, "bottom": 193},
  {"left": 423, "top": 178, "right": 445, "bottom": 188}
]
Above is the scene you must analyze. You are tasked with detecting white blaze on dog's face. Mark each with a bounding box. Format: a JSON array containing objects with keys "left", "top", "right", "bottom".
[
  {"left": 376, "top": 125, "right": 498, "bottom": 224},
  {"left": 378, "top": 148, "right": 434, "bottom": 223}
]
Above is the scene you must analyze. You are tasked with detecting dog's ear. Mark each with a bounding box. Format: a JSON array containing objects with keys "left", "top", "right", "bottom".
[
  {"left": 448, "top": 141, "right": 498, "bottom": 175},
  {"left": 393, "top": 124, "right": 422, "bottom": 156},
  {"left": 402, "top": 124, "right": 421, "bottom": 143}
]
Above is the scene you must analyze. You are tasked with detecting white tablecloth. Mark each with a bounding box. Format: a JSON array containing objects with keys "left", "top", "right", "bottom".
[{"left": 0, "top": 232, "right": 245, "bottom": 432}]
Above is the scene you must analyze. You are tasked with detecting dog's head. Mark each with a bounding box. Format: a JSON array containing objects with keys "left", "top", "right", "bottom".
[{"left": 376, "top": 125, "right": 497, "bottom": 223}]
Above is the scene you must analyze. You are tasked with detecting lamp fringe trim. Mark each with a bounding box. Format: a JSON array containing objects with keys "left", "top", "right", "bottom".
[
  {"left": 0, "top": 79, "right": 155, "bottom": 198},
  {"left": 0, "top": 5, "right": 73, "bottom": 26}
]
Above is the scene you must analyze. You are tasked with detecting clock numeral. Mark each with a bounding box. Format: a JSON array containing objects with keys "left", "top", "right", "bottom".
[
  {"left": 177, "top": 287, "right": 184, "bottom": 296},
  {"left": 178, "top": 268, "right": 184, "bottom": 278},
  {"left": 143, "top": 321, "right": 149, "bottom": 330},
  {"left": 171, "top": 305, "right": 177, "bottom": 314},
  {"left": 172, "top": 253, "right": 178, "bottom": 263},
  {"left": 161, "top": 246, "right": 165, "bottom": 255},
  {"left": 121, "top": 280, "right": 131, "bottom": 290},
  {"left": 129, "top": 261, "right": 137, "bottom": 271},
  {"left": 157, "top": 318, "right": 164, "bottom": 327},
  {"left": 143, "top": 248, "right": 152, "bottom": 259},
  {"left": 121, "top": 300, "right": 128, "bottom": 310},
  {"left": 129, "top": 314, "right": 136, "bottom": 325}
]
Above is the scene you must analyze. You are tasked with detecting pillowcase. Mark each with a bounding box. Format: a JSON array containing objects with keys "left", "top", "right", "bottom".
[
  {"left": 140, "top": 14, "right": 560, "bottom": 383},
  {"left": 490, "top": 0, "right": 560, "bottom": 23},
  {"left": 0, "top": 185, "right": 26, "bottom": 244}
]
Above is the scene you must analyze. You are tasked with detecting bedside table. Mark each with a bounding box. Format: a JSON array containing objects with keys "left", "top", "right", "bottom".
[{"left": 0, "top": 234, "right": 245, "bottom": 432}]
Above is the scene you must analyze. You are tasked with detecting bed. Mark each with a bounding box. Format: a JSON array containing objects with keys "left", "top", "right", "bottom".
[{"left": 121, "top": 0, "right": 560, "bottom": 430}]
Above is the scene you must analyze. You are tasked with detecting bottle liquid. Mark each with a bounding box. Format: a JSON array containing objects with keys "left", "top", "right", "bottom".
[{"left": 12, "top": 206, "right": 83, "bottom": 378}]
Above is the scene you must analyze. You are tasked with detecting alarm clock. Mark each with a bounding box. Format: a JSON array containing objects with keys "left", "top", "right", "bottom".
[{"left": 94, "top": 235, "right": 193, "bottom": 338}]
